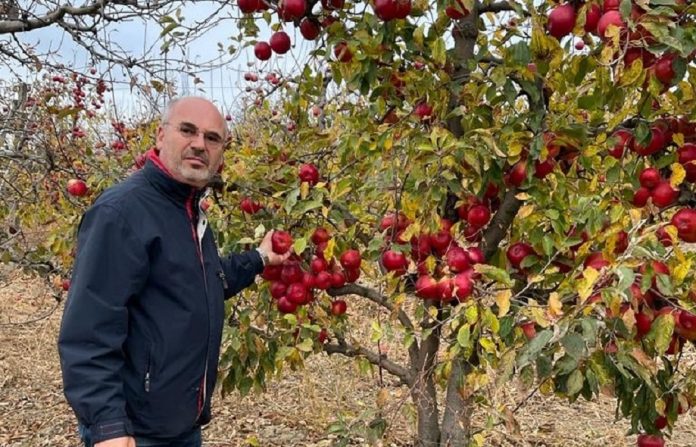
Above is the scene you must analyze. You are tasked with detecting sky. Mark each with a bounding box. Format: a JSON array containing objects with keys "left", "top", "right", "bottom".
[{"left": 1, "top": 2, "right": 315, "bottom": 119}]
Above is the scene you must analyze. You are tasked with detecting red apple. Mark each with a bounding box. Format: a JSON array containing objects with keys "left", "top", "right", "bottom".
[
  {"left": 238, "top": 0, "right": 261, "bottom": 13},
  {"left": 584, "top": 252, "right": 609, "bottom": 270},
  {"left": 467, "top": 247, "right": 485, "bottom": 264},
  {"left": 633, "top": 187, "right": 651, "bottom": 207},
  {"left": 453, "top": 272, "right": 474, "bottom": 301},
  {"left": 639, "top": 167, "right": 662, "bottom": 189},
  {"left": 446, "top": 247, "right": 470, "bottom": 273},
  {"left": 240, "top": 197, "right": 262, "bottom": 214},
  {"left": 416, "top": 275, "right": 440, "bottom": 300},
  {"left": 520, "top": 322, "right": 537, "bottom": 340},
  {"left": 269, "top": 281, "right": 287, "bottom": 299},
  {"left": 333, "top": 42, "right": 352, "bottom": 62},
  {"left": 547, "top": 4, "right": 576, "bottom": 39},
  {"left": 437, "top": 277, "right": 454, "bottom": 301},
  {"left": 604, "top": 0, "right": 620, "bottom": 10},
  {"left": 298, "top": 163, "right": 320, "bottom": 185},
  {"left": 636, "top": 434, "right": 664, "bottom": 447},
  {"left": 286, "top": 283, "right": 308, "bottom": 305},
  {"left": 651, "top": 181, "right": 679, "bottom": 208},
  {"left": 671, "top": 208, "right": 696, "bottom": 243},
  {"left": 656, "top": 225, "right": 673, "bottom": 247},
  {"left": 608, "top": 129, "right": 632, "bottom": 158},
  {"left": 584, "top": 3, "right": 601, "bottom": 33},
  {"left": 381, "top": 249, "right": 408, "bottom": 273},
  {"left": 445, "top": 0, "right": 468, "bottom": 19},
  {"left": 597, "top": 10, "right": 626, "bottom": 40},
  {"left": 330, "top": 299, "right": 347, "bottom": 316},
  {"left": 429, "top": 230, "right": 453, "bottom": 255},
  {"left": 654, "top": 54, "right": 676, "bottom": 86},
  {"left": 677, "top": 143, "right": 696, "bottom": 182},
  {"left": 635, "top": 312, "right": 653, "bottom": 338},
  {"left": 254, "top": 42, "right": 272, "bottom": 61},
  {"left": 507, "top": 160, "right": 528, "bottom": 187},
  {"left": 269, "top": 31, "right": 291, "bottom": 54},
  {"left": 411, "top": 234, "right": 432, "bottom": 261},
  {"left": 311, "top": 227, "right": 331, "bottom": 244},
  {"left": 345, "top": 267, "right": 360, "bottom": 283},
  {"left": 414, "top": 102, "right": 433, "bottom": 121},
  {"left": 61, "top": 278, "right": 71, "bottom": 291},
  {"left": 394, "top": 0, "right": 411, "bottom": 18},
  {"left": 340, "top": 249, "right": 361, "bottom": 270},
  {"left": 277, "top": 296, "right": 297, "bottom": 313},
  {"left": 330, "top": 270, "right": 346, "bottom": 288},
  {"left": 632, "top": 127, "right": 666, "bottom": 156},
  {"left": 262, "top": 265, "right": 282, "bottom": 281},
  {"left": 507, "top": 242, "right": 534, "bottom": 269},
  {"left": 299, "top": 18, "right": 321, "bottom": 40},
  {"left": 310, "top": 257, "right": 328, "bottom": 274},
  {"left": 374, "top": 0, "right": 398, "bottom": 21},
  {"left": 67, "top": 179, "right": 88, "bottom": 197},
  {"left": 677, "top": 310, "right": 696, "bottom": 340},
  {"left": 321, "top": 0, "right": 344, "bottom": 9},
  {"left": 280, "top": 263, "right": 303, "bottom": 284},
  {"left": 315, "top": 271, "right": 333, "bottom": 289},
  {"left": 278, "top": 0, "right": 306, "bottom": 20},
  {"left": 467, "top": 205, "right": 491, "bottom": 228},
  {"left": 271, "top": 230, "right": 293, "bottom": 254}
]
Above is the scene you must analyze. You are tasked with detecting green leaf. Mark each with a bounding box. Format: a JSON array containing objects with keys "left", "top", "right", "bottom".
[
  {"left": 475, "top": 264, "right": 513, "bottom": 287},
  {"left": 616, "top": 267, "right": 635, "bottom": 291},
  {"left": 536, "top": 354, "right": 553, "bottom": 380},
  {"left": 284, "top": 187, "right": 300, "bottom": 213},
  {"left": 646, "top": 314, "right": 675, "bottom": 355},
  {"left": 293, "top": 237, "right": 307, "bottom": 255},
  {"left": 555, "top": 354, "right": 579, "bottom": 375},
  {"left": 457, "top": 324, "right": 471, "bottom": 349},
  {"left": 516, "top": 329, "right": 553, "bottom": 368},
  {"left": 566, "top": 369, "right": 585, "bottom": 396},
  {"left": 561, "top": 332, "right": 586, "bottom": 359},
  {"left": 296, "top": 337, "right": 314, "bottom": 352}
]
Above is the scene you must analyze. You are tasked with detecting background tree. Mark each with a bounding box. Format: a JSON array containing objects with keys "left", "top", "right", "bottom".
[{"left": 1, "top": 1, "right": 696, "bottom": 447}]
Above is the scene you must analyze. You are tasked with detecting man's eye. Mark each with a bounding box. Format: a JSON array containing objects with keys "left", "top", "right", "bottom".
[
  {"left": 205, "top": 134, "right": 222, "bottom": 144},
  {"left": 180, "top": 126, "right": 197, "bottom": 136}
]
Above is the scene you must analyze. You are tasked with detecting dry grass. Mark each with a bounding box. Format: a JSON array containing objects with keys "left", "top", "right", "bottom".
[{"left": 2, "top": 269, "right": 696, "bottom": 447}]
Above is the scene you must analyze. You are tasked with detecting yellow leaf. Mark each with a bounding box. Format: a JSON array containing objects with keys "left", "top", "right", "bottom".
[
  {"left": 673, "top": 133, "right": 685, "bottom": 146},
  {"left": 578, "top": 267, "right": 600, "bottom": 301},
  {"left": 619, "top": 59, "right": 644, "bottom": 87},
  {"left": 673, "top": 260, "right": 692, "bottom": 284},
  {"left": 540, "top": 379, "right": 555, "bottom": 395},
  {"left": 300, "top": 181, "right": 310, "bottom": 199},
  {"left": 517, "top": 204, "right": 535, "bottom": 219},
  {"left": 496, "top": 289, "right": 511, "bottom": 317},
  {"left": 376, "top": 388, "right": 389, "bottom": 408},
  {"left": 515, "top": 192, "right": 530, "bottom": 201},
  {"left": 629, "top": 208, "right": 643, "bottom": 226},
  {"left": 548, "top": 292, "right": 563, "bottom": 317},
  {"left": 670, "top": 163, "right": 686, "bottom": 188},
  {"left": 631, "top": 347, "right": 657, "bottom": 375}
]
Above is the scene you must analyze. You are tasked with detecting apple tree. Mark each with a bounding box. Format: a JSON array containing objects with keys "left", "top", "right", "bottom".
[{"left": 210, "top": 0, "right": 696, "bottom": 446}]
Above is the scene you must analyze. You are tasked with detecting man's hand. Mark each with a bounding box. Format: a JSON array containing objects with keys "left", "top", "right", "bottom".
[
  {"left": 259, "top": 231, "right": 292, "bottom": 265},
  {"left": 95, "top": 437, "right": 136, "bottom": 447}
]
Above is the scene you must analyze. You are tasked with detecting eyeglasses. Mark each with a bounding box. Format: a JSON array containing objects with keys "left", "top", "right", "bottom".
[{"left": 164, "top": 122, "right": 225, "bottom": 149}]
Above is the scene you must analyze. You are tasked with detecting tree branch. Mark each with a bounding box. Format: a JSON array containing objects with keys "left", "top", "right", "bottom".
[
  {"left": 327, "top": 283, "right": 415, "bottom": 333},
  {"left": 481, "top": 188, "right": 522, "bottom": 260},
  {"left": 323, "top": 339, "right": 412, "bottom": 384},
  {"left": 478, "top": 1, "right": 517, "bottom": 13}
]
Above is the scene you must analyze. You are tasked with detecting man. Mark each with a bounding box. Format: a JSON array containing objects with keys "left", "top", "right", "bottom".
[{"left": 58, "top": 97, "right": 288, "bottom": 447}]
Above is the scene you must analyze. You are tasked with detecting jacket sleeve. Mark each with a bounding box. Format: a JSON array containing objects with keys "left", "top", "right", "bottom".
[
  {"left": 220, "top": 249, "right": 264, "bottom": 299},
  {"left": 57, "top": 204, "right": 148, "bottom": 443}
]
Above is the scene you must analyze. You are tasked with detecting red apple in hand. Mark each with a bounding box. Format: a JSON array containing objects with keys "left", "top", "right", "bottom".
[
  {"left": 271, "top": 230, "right": 293, "bottom": 254},
  {"left": 67, "top": 179, "right": 88, "bottom": 197}
]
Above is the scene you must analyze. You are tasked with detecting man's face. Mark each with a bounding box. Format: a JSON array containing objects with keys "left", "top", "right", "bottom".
[{"left": 156, "top": 98, "right": 226, "bottom": 188}]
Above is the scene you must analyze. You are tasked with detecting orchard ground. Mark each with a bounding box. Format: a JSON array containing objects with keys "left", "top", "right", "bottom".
[{"left": 2, "top": 268, "right": 696, "bottom": 447}]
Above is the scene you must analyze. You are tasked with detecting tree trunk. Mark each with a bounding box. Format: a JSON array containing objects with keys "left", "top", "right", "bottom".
[
  {"left": 439, "top": 357, "right": 474, "bottom": 447},
  {"left": 411, "top": 310, "right": 442, "bottom": 446}
]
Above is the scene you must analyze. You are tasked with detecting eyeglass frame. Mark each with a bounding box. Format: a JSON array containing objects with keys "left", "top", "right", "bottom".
[{"left": 162, "top": 121, "right": 226, "bottom": 149}]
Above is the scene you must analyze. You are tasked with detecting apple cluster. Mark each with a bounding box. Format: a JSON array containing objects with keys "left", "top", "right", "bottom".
[
  {"left": 260, "top": 228, "right": 361, "bottom": 316},
  {"left": 378, "top": 212, "right": 486, "bottom": 303},
  {"left": 546, "top": 1, "right": 687, "bottom": 87}
]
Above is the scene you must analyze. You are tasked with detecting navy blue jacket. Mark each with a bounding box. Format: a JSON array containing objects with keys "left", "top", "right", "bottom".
[{"left": 58, "top": 157, "right": 264, "bottom": 443}]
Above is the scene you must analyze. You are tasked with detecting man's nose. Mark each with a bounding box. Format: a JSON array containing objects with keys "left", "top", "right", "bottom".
[{"left": 190, "top": 131, "right": 207, "bottom": 148}]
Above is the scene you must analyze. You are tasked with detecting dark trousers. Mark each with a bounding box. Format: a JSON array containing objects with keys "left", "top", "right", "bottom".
[{"left": 79, "top": 425, "right": 202, "bottom": 447}]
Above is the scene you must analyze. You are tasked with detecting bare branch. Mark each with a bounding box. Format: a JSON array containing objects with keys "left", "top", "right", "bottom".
[
  {"left": 327, "top": 283, "right": 415, "bottom": 333},
  {"left": 481, "top": 188, "right": 522, "bottom": 261},
  {"left": 478, "top": 1, "right": 517, "bottom": 13},
  {"left": 323, "top": 339, "right": 412, "bottom": 384}
]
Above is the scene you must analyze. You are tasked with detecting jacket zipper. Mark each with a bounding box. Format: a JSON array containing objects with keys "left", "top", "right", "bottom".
[
  {"left": 187, "top": 192, "right": 211, "bottom": 421},
  {"left": 144, "top": 348, "right": 151, "bottom": 392}
]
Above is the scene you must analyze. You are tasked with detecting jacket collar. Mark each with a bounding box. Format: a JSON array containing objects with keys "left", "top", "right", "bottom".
[{"left": 142, "top": 148, "right": 203, "bottom": 205}]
